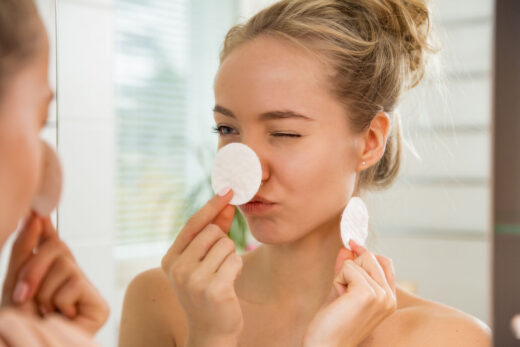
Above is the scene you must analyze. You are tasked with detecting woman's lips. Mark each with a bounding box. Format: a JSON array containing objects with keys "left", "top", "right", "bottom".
[{"left": 239, "top": 201, "right": 276, "bottom": 215}]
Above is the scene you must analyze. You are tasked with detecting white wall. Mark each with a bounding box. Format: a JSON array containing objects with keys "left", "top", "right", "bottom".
[
  {"left": 55, "top": 0, "right": 116, "bottom": 345},
  {"left": 238, "top": 0, "right": 277, "bottom": 19}
]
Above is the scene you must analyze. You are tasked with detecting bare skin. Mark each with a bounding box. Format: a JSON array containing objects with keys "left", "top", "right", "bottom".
[
  {"left": 119, "top": 36, "right": 491, "bottom": 346},
  {"left": 120, "top": 263, "right": 490, "bottom": 347}
]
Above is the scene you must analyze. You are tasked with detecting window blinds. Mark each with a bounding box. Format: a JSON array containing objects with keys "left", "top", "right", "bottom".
[
  {"left": 115, "top": 0, "right": 189, "bottom": 244},
  {"left": 115, "top": 0, "right": 239, "bottom": 245}
]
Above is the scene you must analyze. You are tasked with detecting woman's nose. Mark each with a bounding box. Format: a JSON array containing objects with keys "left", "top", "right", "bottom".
[
  {"left": 260, "top": 161, "right": 269, "bottom": 183},
  {"left": 240, "top": 140, "right": 270, "bottom": 183}
]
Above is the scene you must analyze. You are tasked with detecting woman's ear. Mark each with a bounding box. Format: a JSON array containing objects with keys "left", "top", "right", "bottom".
[{"left": 356, "top": 111, "right": 390, "bottom": 172}]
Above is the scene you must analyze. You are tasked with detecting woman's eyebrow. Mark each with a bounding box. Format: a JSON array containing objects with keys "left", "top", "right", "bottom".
[{"left": 213, "top": 105, "right": 315, "bottom": 121}]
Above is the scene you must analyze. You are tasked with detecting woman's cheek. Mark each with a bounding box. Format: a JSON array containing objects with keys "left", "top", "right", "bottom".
[
  {"left": 19, "top": 129, "right": 43, "bottom": 215},
  {"left": 0, "top": 131, "right": 40, "bottom": 240}
]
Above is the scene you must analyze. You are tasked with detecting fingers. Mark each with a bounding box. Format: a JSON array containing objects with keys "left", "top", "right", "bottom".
[
  {"left": 166, "top": 190, "right": 234, "bottom": 257},
  {"left": 34, "top": 256, "right": 108, "bottom": 334},
  {"left": 3, "top": 215, "right": 62, "bottom": 307},
  {"left": 349, "top": 240, "right": 396, "bottom": 298},
  {"left": 53, "top": 276, "right": 82, "bottom": 319},
  {"left": 214, "top": 253, "right": 243, "bottom": 284},
  {"left": 40, "top": 216, "right": 60, "bottom": 244},
  {"left": 36, "top": 257, "right": 75, "bottom": 315},
  {"left": 352, "top": 251, "right": 389, "bottom": 294},
  {"left": 335, "top": 259, "right": 394, "bottom": 313},
  {"left": 2, "top": 216, "right": 108, "bottom": 337},
  {"left": 181, "top": 224, "right": 229, "bottom": 263},
  {"left": 42, "top": 315, "right": 99, "bottom": 346},
  {"left": 375, "top": 255, "right": 396, "bottom": 296},
  {"left": 212, "top": 205, "right": 235, "bottom": 235},
  {"left": 13, "top": 238, "right": 71, "bottom": 304},
  {"left": 333, "top": 260, "right": 373, "bottom": 297},
  {"left": 3, "top": 214, "right": 43, "bottom": 305},
  {"left": 197, "top": 235, "right": 237, "bottom": 276},
  {"left": 334, "top": 246, "right": 355, "bottom": 275},
  {"left": 0, "top": 309, "right": 45, "bottom": 347}
]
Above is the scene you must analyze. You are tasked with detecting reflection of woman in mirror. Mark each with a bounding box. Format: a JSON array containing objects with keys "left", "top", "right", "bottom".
[
  {"left": 120, "top": 1, "right": 491, "bottom": 346},
  {"left": 0, "top": 0, "right": 108, "bottom": 344}
]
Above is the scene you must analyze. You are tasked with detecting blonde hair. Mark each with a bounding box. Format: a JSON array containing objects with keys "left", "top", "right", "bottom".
[
  {"left": 220, "top": 0, "right": 437, "bottom": 193},
  {"left": 0, "top": 0, "right": 42, "bottom": 95}
]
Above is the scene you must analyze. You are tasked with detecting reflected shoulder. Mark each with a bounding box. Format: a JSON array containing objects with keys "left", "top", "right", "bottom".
[
  {"left": 128, "top": 267, "right": 176, "bottom": 301},
  {"left": 118, "top": 267, "right": 184, "bottom": 347}
]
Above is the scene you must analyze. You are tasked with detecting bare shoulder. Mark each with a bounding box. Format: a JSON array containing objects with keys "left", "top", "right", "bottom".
[
  {"left": 118, "top": 267, "right": 187, "bottom": 347},
  {"left": 395, "top": 290, "right": 491, "bottom": 347}
]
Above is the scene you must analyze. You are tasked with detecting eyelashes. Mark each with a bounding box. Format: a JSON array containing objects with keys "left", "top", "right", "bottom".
[
  {"left": 211, "top": 125, "right": 301, "bottom": 138},
  {"left": 211, "top": 125, "right": 232, "bottom": 136}
]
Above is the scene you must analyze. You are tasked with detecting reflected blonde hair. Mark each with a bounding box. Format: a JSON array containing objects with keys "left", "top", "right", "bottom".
[{"left": 220, "top": 0, "right": 437, "bottom": 193}]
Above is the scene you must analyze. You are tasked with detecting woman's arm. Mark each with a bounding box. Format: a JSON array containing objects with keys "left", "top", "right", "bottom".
[{"left": 119, "top": 268, "right": 185, "bottom": 347}]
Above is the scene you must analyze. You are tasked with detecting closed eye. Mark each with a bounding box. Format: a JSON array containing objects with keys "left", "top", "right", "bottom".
[
  {"left": 211, "top": 125, "right": 301, "bottom": 138},
  {"left": 271, "top": 133, "right": 301, "bottom": 138}
]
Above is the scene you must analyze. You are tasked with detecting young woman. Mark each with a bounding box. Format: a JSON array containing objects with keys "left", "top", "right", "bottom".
[
  {"left": 0, "top": 0, "right": 109, "bottom": 345},
  {"left": 119, "top": 1, "right": 491, "bottom": 346}
]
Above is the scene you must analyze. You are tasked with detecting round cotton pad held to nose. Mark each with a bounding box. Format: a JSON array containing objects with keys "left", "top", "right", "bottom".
[
  {"left": 211, "top": 143, "right": 262, "bottom": 205},
  {"left": 32, "top": 140, "right": 63, "bottom": 216},
  {"left": 340, "top": 197, "right": 369, "bottom": 250}
]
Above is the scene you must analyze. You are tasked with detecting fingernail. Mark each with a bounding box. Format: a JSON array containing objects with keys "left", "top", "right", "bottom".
[
  {"left": 217, "top": 186, "right": 232, "bottom": 197},
  {"left": 12, "top": 282, "right": 29, "bottom": 304}
]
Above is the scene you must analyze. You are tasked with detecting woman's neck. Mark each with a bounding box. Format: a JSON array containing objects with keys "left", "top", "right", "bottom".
[{"left": 236, "top": 215, "right": 344, "bottom": 313}]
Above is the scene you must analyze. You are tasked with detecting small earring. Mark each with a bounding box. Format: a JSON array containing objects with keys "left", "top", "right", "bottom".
[{"left": 362, "top": 161, "right": 366, "bottom": 166}]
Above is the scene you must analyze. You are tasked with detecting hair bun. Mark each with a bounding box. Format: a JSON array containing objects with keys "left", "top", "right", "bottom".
[{"left": 373, "top": 0, "right": 437, "bottom": 88}]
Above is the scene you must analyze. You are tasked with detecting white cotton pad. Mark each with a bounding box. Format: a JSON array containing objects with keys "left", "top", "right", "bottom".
[
  {"left": 340, "top": 197, "right": 369, "bottom": 250},
  {"left": 31, "top": 140, "right": 63, "bottom": 216},
  {"left": 211, "top": 143, "right": 262, "bottom": 205}
]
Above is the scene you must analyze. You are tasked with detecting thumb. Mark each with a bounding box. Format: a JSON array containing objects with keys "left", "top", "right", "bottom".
[
  {"left": 334, "top": 246, "right": 355, "bottom": 275},
  {"left": 212, "top": 204, "right": 236, "bottom": 234}
]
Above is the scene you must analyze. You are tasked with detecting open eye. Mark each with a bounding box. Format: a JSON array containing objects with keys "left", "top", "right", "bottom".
[{"left": 211, "top": 125, "right": 236, "bottom": 136}]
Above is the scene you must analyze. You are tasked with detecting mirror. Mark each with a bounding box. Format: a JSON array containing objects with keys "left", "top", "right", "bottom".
[{"left": 45, "top": 0, "right": 495, "bottom": 345}]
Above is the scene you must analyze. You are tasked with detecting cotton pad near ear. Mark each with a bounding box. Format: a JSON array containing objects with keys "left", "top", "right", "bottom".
[
  {"left": 31, "top": 140, "right": 63, "bottom": 216},
  {"left": 340, "top": 197, "right": 369, "bottom": 250},
  {"left": 211, "top": 143, "right": 262, "bottom": 206}
]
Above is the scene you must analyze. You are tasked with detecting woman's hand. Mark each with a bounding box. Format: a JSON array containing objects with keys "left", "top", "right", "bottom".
[
  {"left": 1, "top": 212, "right": 109, "bottom": 335},
  {"left": 0, "top": 308, "right": 99, "bottom": 347},
  {"left": 303, "top": 240, "right": 397, "bottom": 347},
  {"left": 161, "top": 188, "right": 243, "bottom": 347}
]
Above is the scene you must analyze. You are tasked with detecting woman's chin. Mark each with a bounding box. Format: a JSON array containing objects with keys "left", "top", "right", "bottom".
[{"left": 249, "top": 224, "right": 295, "bottom": 245}]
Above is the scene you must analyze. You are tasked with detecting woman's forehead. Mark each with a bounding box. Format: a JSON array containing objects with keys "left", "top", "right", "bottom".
[
  {"left": 216, "top": 36, "right": 330, "bottom": 91},
  {"left": 214, "top": 36, "right": 340, "bottom": 121}
]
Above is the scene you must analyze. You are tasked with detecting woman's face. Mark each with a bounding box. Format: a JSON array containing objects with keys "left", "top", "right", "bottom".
[
  {"left": 214, "top": 36, "right": 363, "bottom": 244},
  {"left": 0, "top": 29, "right": 52, "bottom": 245}
]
